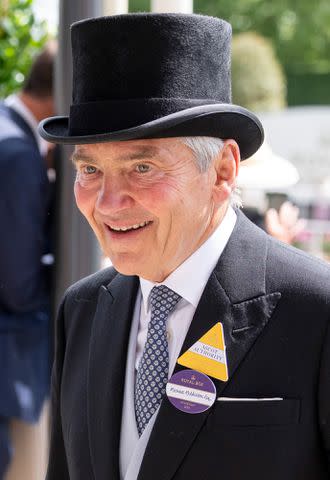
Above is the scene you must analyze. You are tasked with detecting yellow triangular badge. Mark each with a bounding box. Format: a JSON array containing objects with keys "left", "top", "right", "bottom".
[{"left": 177, "top": 322, "right": 228, "bottom": 381}]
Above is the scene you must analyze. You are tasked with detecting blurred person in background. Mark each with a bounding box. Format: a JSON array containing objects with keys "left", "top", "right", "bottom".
[
  {"left": 0, "top": 42, "right": 56, "bottom": 478},
  {"left": 237, "top": 142, "right": 305, "bottom": 244}
]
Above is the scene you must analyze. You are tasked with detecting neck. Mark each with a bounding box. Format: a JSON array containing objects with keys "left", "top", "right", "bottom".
[{"left": 18, "top": 92, "right": 53, "bottom": 123}]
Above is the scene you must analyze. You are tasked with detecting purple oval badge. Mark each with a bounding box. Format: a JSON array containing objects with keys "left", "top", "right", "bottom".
[{"left": 166, "top": 369, "right": 216, "bottom": 414}]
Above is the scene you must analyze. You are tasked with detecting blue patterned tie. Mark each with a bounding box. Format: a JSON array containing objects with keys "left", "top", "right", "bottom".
[{"left": 135, "top": 285, "right": 181, "bottom": 436}]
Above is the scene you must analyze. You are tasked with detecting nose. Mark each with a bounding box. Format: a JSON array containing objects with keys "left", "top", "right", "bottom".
[{"left": 95, "top": 174, "right": 134, "bottom": 215}]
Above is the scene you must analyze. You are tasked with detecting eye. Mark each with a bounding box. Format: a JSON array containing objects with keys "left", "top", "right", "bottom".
[
  {"left": 83, "top": 165, "right": 97, "bottom": 174},
  {"left": 135, "top": 163, "right": 151, "bottom": 174}
]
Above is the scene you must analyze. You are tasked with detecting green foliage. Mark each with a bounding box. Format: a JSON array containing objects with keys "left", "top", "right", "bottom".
[
  {"left": 287, "top": 72, "right": 330, "bottom": 106},
  {"left": 129, "top": 0, "right": 330, "bottom": 75},
  {"left": 0, "top": 0, "right": 48, "bottom": 98},
  {"left": 129, "top": 0, "right": 149, "bottom": 12},
  {"left": 232, "top": 32, "right": 286, "bottom": 111},
  {"left": 193, "top": 0, "right": 330, "bottom": 75}
]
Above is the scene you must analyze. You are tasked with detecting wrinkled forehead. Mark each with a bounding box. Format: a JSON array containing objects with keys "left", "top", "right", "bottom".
[{"left": 72, "top": 137, "right": 189, "bottom": 163}]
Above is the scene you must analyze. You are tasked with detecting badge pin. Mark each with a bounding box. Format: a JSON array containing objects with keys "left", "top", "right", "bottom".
[
  {"left": 166, "top": 369, "right": 216, "bottom": 414},
  {"left": 177, "top": 322, "right": 229, "bottom": 381}
]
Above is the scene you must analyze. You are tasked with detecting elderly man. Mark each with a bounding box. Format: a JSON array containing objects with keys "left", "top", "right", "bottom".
[{"left": 39, "top": 14, "right": 330, "bottom": 480}]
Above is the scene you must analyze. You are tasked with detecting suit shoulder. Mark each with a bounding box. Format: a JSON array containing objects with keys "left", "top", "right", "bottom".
[
  {"left": 0, "top": 108, "right": 23, "bottom": 141},
  {"left": 0, "top": 134, "right": 37, "bottom": 162},
  {"left": 63, "top": 267, "right": 118, "bottom": 302},
  {"left": 266, "top": 236, "right": 330, "bottom": 297},
  {"left": 268, "top": 236, "right": 329, "bottom": 275}
]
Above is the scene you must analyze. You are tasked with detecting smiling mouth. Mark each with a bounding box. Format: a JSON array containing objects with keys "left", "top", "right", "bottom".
[{"left": 107, "top": 220, "right": 152, "bottom": 233}]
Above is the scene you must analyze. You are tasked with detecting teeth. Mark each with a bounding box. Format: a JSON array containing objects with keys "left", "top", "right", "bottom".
[{"left": 109, "top": 221, "right": 150, "bottom": 232}]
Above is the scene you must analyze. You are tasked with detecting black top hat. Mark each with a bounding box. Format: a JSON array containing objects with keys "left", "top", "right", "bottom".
[{"left": 38, "top": 13, "right": 264, "bottom": 159}]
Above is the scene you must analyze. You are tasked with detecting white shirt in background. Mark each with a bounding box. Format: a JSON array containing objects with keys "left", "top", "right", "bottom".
[{"left": 5, "top": 94, "right": 48, "bottom": 157}]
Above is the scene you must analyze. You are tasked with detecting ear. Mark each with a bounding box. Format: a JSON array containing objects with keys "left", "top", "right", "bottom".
[{"left": 212, "top": 139, "right": 240, "bottom": 206}]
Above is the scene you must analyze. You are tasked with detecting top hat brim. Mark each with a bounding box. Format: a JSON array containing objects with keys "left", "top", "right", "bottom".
[{"left": 38, "top": 104, "right": 264, "bottom": 160}]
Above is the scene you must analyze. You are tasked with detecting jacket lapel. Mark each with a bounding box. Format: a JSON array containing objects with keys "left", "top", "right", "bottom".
[
  {"left": 88, "top": 273, "right": 139, "bottom": 480},
  {"left": 138, "top": 212, "right": 281, "bottom": 480}
]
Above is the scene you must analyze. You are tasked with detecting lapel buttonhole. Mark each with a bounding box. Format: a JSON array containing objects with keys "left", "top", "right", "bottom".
[{"left": 232, "top": 325, "right": 255, "bottom": 334}]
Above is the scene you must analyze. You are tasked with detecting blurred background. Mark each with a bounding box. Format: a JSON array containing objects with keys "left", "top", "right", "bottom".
[{"left": 0, "top": 1, "right": 329, "bottom": 479}]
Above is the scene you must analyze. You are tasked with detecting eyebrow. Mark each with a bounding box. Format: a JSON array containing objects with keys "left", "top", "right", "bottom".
[
  {"left": 71, "top": 153, "right": 98, "bottom": 165},
  {"left": 71, "top": 146, "right": 159, "bottom": 165}
]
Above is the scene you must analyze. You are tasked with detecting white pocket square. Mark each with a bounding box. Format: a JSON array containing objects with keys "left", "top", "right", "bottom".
[{"left": 217, "top": 397, "right": 283, "bottom": 402}]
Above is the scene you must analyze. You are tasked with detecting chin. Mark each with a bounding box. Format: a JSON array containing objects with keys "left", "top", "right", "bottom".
[{"left": 108, "top": 254, "right": 145, "bottom": 277}]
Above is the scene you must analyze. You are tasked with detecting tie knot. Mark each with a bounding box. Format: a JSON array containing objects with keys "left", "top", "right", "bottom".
[{"left": 149, "top": 285, "right": 181, "bottom": 318}]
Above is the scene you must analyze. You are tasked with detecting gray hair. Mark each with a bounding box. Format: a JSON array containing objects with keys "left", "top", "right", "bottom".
[{"left": 182, "top": 136, "right": 242, "bottom": 208}]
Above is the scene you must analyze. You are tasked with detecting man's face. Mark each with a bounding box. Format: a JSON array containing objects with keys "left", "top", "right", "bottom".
[{"left": 73, "top": 138, "right": 233, "bottom": 282}]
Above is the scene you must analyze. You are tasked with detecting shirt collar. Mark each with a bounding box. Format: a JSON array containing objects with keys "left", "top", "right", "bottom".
[
  {"left": 140, "top": 206, "right": 237, "bottom": 314},
  {"left": 5, "top": 94, "right": 48, "bottom": 156}
]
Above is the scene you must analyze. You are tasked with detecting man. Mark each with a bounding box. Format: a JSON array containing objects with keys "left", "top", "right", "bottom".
[
  {"left": 0, "top": 43, "right": 55, "bottom": 477},
  {"left": 39, "top": 14, "right": 330, "bottom": 480}
]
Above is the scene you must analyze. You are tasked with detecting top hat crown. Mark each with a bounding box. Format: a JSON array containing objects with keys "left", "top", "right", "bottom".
[{"left": 39, "top": 13, "right": 264, "bottom": 159}]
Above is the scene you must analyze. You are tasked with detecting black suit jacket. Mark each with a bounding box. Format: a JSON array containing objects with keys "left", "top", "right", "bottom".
[{"left": 47, "top": 211, "right": 330, "bottom": 480}]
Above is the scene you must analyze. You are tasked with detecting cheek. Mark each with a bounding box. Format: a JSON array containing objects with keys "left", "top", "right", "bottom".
[
  {"left": 140, "top": 177, "right": 203, "bottom": 224},
  {"left": 179, "top": 180, "right": 214, "bottom": 224},
  {"left": 135, "top": 183, "right": 173, "bottom": 214},
  {"left": 74, "top": 181, "right": 96, "bottom": 218}
]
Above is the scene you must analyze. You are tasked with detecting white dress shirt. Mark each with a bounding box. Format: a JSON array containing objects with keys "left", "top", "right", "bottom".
[
  {"left": 5, "top": 94, "right": 48, "bottom": 156},
  {"left": 120, "top": 206, "right": 237, "bottom": 480}
]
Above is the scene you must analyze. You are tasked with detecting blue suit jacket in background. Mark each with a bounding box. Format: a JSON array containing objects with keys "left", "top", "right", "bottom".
[{"left": 0, "top": 103, "right": 53, "bottom": 422}]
